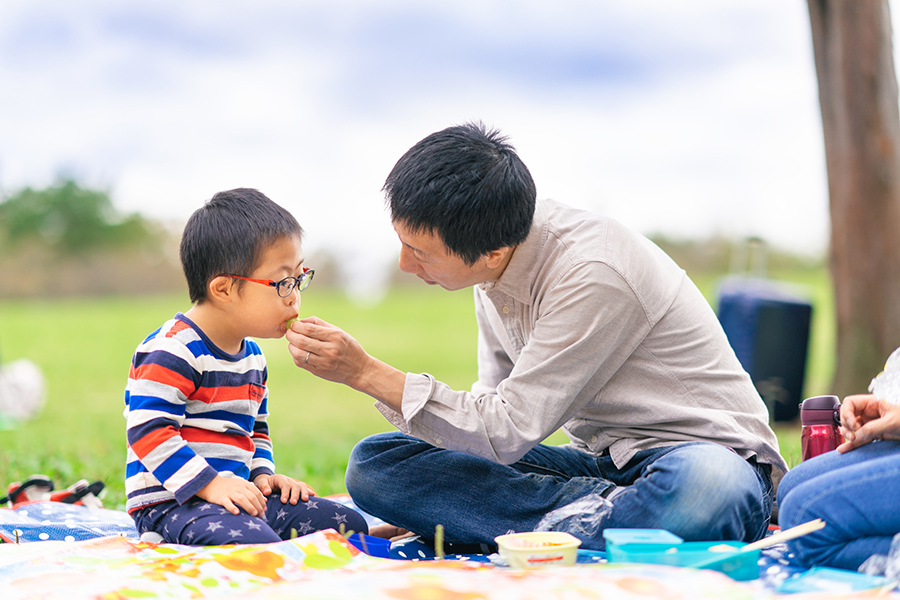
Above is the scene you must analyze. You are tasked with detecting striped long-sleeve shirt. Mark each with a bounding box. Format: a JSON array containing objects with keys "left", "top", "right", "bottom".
[{"left": 124, "top": 313, "right": 275, "bottom": 514}]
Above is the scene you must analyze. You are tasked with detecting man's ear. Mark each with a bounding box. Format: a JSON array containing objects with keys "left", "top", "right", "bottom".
[
  {"left": 207, "top": 275, "right": 236, "bottom": 303},
  {"left": 484, "top": 247, "right": 512, "bottom": 269}
]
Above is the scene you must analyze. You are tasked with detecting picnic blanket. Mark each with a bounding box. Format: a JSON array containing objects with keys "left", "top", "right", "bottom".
[
  {"left": 0, "top": 500, "right": 139, "bottom": 543},
  {"left": 2, "top": 531, "right": 898, "bottom": 599},
  {"left": 1, "top": 502, "right": 897, "bottom": 599}
]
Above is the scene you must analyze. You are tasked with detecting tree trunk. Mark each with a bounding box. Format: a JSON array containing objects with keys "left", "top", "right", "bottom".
[{"left": 807, "top": 0, "right": 900, "bottom": 397}]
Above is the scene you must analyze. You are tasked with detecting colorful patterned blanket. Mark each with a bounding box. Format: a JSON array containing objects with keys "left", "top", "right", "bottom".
[
  {"left": 0, "top": 503, "right": 896, "bottom": 599},
  {"left": 2, "top": 531, "right": 898, "bottom": 599}
]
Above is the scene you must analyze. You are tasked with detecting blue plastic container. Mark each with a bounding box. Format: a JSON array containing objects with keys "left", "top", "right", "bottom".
[{"left": 603, "top": 528, "right": 760, "bottom": 581}]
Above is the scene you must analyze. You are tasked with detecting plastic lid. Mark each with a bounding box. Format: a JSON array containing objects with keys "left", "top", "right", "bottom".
[
  {"left": 800, "top": 395, "right": 840, "bottom": 426},
  {"left": 801, "top": 395, "right": 840, "bottom": 410},
  {"left": 602, "top": 528, "right": 683, "bottom": 546}
]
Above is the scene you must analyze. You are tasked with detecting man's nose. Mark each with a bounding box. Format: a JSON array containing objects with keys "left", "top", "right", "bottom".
[{"left": 398, "top": 246, "right": 418, "bottom": 274}]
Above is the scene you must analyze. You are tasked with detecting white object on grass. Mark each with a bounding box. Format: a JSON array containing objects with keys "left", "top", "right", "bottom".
[{"left": 0, "top": 358, "right": 46, "bottom": 423}]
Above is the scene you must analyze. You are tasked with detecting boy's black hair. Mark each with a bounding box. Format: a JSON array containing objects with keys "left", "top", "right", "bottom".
[
  {"left": 383, "top": 122, "right": 536, "bottom": 265},
  {"left": 180, "top": 188, "right": 303, "bottom": 303}
]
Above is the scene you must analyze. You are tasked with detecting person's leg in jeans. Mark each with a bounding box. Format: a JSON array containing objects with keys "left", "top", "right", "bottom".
[
  {"left": 346, "top": 432, "right": 771, "bottom": 550},
  {"left": 595, "top": 442, "right": 772, "bottom": 544},
  {"left": 777, "top": 441, "right": 900, "bottom": 570},
  {"left": 347, "top": 432, "right": 614, "bottom": 548}
]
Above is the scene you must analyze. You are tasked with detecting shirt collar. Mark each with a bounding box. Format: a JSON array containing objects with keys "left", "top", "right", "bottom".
[{"left": 479, "top": 198, "right": 549, "bottom": 305}]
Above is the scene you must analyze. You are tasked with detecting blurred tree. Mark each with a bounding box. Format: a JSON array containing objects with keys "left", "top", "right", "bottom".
[
  {"left": 0, "top": 179, "right": 155, "bottom": 255},
  {"left": 808, "top": 0, "right": 900, "bottom": 396}
]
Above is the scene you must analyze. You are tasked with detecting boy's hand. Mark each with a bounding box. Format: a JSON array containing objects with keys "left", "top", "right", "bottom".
[
  {"left": 196, "top": 475, "right": 267, "bottom": 516},
  {"left": 254, "top": 473, "right": 317, "bottom": 504}
]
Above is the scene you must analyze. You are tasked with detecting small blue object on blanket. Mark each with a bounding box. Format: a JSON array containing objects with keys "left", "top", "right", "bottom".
[{"left": 347, "top": 533, "right": 391, "bottom": 558}]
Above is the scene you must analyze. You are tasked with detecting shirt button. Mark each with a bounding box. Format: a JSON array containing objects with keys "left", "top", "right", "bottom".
[
  {"left": 591, "top": 435, "right": 598, "bottom": 443},
  {"left": 434, "top": 437, "right": 442, "bottom": 445},
  {"left": 502, "top": 306, "right": 510, "bottom": 314}
]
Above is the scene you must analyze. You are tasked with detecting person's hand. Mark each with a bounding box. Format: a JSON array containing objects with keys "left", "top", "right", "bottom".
[
  {"left": 837, "top": 393, "right": 900, "bottom": 452},
  {"left": 286, "top": 316, "right": 372, "bottom": 387},
  {"left": 254, "top": 473, "right": 316, "bottom": 504},
  {"left": 196, "top": 475, "right": 268, "bottom": 516},
  {"left": 286, "top": 316, "right": 407, "bottom": 411}
]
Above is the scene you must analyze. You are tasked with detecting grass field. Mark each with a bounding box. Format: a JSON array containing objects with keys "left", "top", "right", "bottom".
[
  {"left": 0, "top": 286, "right": 480, "bottom": 509},
  {"left": 0, "top": 268, "right": 828, "bottom": 510}
]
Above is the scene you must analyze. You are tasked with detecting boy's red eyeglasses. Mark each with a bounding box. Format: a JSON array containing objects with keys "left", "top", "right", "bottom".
[{"left": 227, "top": 268, "right": 314, "bottom": 297}]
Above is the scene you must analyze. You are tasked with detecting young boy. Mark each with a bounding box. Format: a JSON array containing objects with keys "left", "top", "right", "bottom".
[{"left": 124, "top": 188, "right": 368, "bottom": 545}]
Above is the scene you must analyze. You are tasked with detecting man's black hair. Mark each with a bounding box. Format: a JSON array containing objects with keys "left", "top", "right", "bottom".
[
  {"left": 383, "top": 122, "right": 536, "bottom": 264},
  {"left": 180, "top": 188, "right": 303, "bottom": 303}
]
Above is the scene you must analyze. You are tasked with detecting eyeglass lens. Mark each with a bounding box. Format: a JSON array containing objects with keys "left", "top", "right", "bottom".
[{"left": 275, "top": 270, "right": 314, "bottom": 297}]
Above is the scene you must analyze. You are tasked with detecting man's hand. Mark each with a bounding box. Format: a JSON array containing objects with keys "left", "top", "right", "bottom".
[
  {"left": 196, "top": 475, "right": 267, "bottom": 516},
  {"left": 286, "top": 317, "right": 370, "bottom": 387},
  {"left": 838, "top": 394, "right": 900, "bottom": 452},
  {"left": 286, "top": 316, "right": 406, "bottom": 411},
  {"left": 254, "top": 473, "right": 316, "bottom": 504}
]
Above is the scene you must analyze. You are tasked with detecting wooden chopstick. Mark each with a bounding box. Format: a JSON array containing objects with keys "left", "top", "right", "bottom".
[{"left": 741, "top": 518, "right": 825, "bottom": 552}]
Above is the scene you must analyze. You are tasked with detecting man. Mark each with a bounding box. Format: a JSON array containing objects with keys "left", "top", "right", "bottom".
[{"left": 287, "top": 122, "right": 787, "bottom": 550}]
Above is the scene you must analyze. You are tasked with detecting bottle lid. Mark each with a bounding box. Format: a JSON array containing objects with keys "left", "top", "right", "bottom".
[{"left": 800, "top": 395, "right": 840, "bottom": 426}]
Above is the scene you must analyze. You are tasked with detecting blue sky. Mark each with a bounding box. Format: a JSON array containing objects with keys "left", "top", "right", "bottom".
[{"left": 0, "top": 1, "right": 836, "bottom": 294}]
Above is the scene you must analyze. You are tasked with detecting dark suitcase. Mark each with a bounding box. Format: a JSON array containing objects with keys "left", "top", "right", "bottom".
[{"left": 717, "top": 277, "right": 812, "bottom": 422}]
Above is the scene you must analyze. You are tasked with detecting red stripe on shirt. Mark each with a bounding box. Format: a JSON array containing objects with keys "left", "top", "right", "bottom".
[
  {"left": 130, "top": 363, "right": 194, "bottom": 394},
  {"left": 192, "top": 383, "right": 266, "bottom": 405},
  {"left": 182, "top": 427, "right": 255, "bottom": 453},
  {"left": 251, "top": 431, "right": 271, "bottom": 444},
  {"left": 165, "top": 320, "right": 193, "bottom": 337},
  {"left": 131, "top": 426, "right": 180, "bottom": 458}
]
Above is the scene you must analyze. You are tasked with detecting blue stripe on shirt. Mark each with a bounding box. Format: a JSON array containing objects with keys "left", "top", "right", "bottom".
[
  {"left": 206, "top": 457, "right": 251, "bottom": 479},
  {"left": 152, "top": 445, "right": 202, "bottom": 483}
]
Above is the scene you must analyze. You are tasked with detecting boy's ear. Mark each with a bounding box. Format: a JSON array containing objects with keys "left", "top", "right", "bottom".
[{"left": 207, "top": 275, "right": 236, "bottom": 303}]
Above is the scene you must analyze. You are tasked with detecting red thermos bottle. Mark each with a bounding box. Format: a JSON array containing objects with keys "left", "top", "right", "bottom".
[{"left": 800, "top": 395, "right": 844, "bottom": 461}]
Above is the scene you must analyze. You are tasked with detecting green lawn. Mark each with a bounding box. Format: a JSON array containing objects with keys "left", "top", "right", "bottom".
[
  {"left": 0, "top": 270, "right": 821, "bottom": 510},
  {"left": 0, "top": 286, "right": 479, "bottom": 509}
]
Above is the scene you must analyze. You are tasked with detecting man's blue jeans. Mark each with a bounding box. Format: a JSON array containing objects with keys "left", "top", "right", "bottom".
[
  {"left": 346, "top": 432, "right": 773, "bottom": 550},
  {"left": 777, "top": 440, "right": 900, "bottom": 570}
]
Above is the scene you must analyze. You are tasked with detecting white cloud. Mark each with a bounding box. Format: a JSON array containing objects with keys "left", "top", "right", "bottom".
[{"left": 0, "top": 0, "right": 835, "bottom": 295}]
